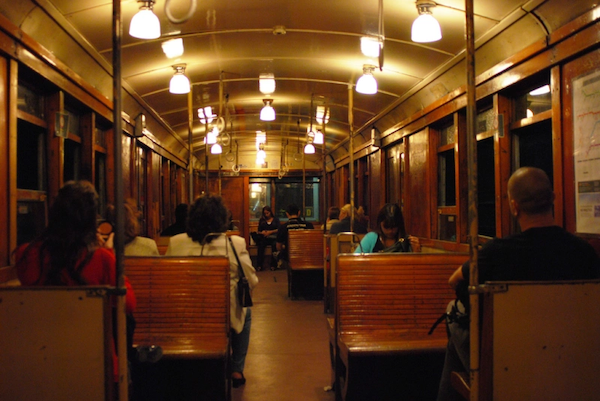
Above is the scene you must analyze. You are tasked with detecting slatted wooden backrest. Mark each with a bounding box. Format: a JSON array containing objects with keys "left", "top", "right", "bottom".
[
  {"left": 330, "top": 233, "right": 365, "bottom": 289},
  {"left": 336, "top": 253, "right": 468, "bottom": 338},
  {"left": 288, "top": 230, "right": 324, "bottom": 270},
  {"left": 124, "top": 256, "right": 230, "bottom": 356},
  {"left": 0, "top": 286, "right": 112, "bottom": 400},
  {"left": 480, "top": 280, "right": 600, "bottom": 400}
]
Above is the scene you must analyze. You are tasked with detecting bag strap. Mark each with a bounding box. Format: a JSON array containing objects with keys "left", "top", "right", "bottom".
[{"left": 228, "top": 236, "right": 246, "bottom": 279}]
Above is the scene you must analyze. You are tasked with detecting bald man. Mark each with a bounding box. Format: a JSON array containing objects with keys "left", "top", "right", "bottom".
[{"left": 436, "top": 167, "right": 600, "bottom": 401}]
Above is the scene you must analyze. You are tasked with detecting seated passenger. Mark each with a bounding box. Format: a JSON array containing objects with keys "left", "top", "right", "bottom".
[
  {"left": 165, "top": 194, "right": 258, "bottom": 388},
  {"left": 325, "top": 206, "right": 340, "bottom": 231},
  {"left": 329, "top": 204, "right": 368, "bottom": 234},
  {"left": 355, "top": 203, "right": 421, "bottom": 253},
  {"left": 436, "top": 167, "right": 600, "bottom": 401},
  {"left": 160, "top": 203, "right": 188, "bottom": 237},
  {"left": 276, "top": 204, "right": 314, "bottom": 267},
  {"left": 105, "top": 199, "right": 159, "bottom": 256},
  {"left": 253, "top": 206, "right": 280, "bottom": 271},
  {"left": 14, "top": 180, "right": 137, "bottom": 384}
]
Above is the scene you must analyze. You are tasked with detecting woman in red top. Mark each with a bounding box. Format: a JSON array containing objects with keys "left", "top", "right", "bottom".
[{"left": 14, "top": 180, "right": 136, "bottom": 382}]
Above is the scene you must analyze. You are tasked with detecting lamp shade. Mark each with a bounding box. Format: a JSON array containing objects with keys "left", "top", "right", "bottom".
[
  {"left": 260, "top": 101, "right": 275, "bottom": 121},
  {"left": 304, "top": 143, "right": 315, "bottom": 154},
  {"left": 361, "top": 36, "right": 381, "bottom": 58},
  {"left": 314, "top": 130, "right": 324, "bottom": 145},
  {"left": 356, "top": 72, "right": 377, "bottom": 95},
  {"left": 211, "top": 143, "right": 222, "bottom": 154},
  {"left": 129, "top": 8, "right": 161, "bottom": 39},
  {"left": 169, "top": 72, "right": 190, "bottom": 94},
  {"left": 161, "top": 38, "right": 184, "bottom": 58},
  {"left": 411, "top": 13, "right": 441, "bottom": 43},
  {"left": 259, "top": 73, "right": 276, "bottom": 94}
]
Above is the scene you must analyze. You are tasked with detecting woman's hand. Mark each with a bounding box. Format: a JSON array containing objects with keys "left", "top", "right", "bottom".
[
  {"left": 408, "top": 235, "right": 421, "bottom": 252},
  {"left": 97, "top": 232, "right": 114, "bottom": 249}
]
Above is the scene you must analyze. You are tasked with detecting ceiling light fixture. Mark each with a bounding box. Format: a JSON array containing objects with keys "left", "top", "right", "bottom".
[
  {"left": 161, "top": 38, "right": 184, "bottom": 58},
  {"left": 211, "top": 143, "right": 222, "bottom": 154},
  {"left": 411, "top": 1, "right": 442, "bottom": 43},
  {"left": 314, "top": 130, "right": 324, "bottom": 145},
  {"left": 169, "top": 64, "right": 190, "bottom": 94},
  {"left": 204, "top": 130, "right": 217, "bottom": 145},
  {"left": 304, "top": 143, "right": 315, "bottom": 154},
  {"left": 198, "top": 106, "right": 215, "bottom": 124},
  {"left": 316, "top": 106, "right": 330, "bottom": 125},
  {"left": 356, "top": 65, "right": 378, "bottom": 95},
  {"left": 529, "top": 85, "right": 550, "bottom": 96},
  {"left": 260, "top": 99, "right": 275, "bottom": 121},
  {"left": 129, "top": 1, "right": 161, "bottom": 39},
  {"left": 259, "top": 73, "right": 276, "bottom": 95},
  {"left": 360, "top": 36, "right": 381, "bottom": 58}
]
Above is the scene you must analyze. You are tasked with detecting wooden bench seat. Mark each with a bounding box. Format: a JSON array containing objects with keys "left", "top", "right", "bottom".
[
  {"left": 287, "top": 230, "right": 324, "bottom": 299},
  {"left": 333, "top": 252, "right": 469, "bottom": 401},
  {"left": 124, "top": 256, "right": 231, "bottom": 400},
  {"left": 324, "top": 233, "right": 365, "bottom": 313}
]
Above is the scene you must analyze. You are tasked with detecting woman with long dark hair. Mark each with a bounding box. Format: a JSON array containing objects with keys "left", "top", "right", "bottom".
[
  {"left": 355, "top": 203, "right": 421, "bottom": 253},
  {"left": 166, "top": 194, "right": 258, "bottom": 388},
  {"left": 14, "top": 180, "right": 136, "bottom": 383},
  {"left": 254, "top": 205, "right": 280, "bottom": 270}
]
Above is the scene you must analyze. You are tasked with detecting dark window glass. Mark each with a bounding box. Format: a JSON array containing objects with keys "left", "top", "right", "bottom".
[
  {"left": 478, "top": 137, "right": 496, "bottom": 237},
  {"left": 438, "top": 149, "right": 456, "bottom": 206},
  {"left": 516, "top": 120, "right": 553, "bottom": 183},
  {"left": 63, "top": 140, "right": 81, "bottom": 182},
  {"left": 274, "top": 178, "right": 320, "bottom": 221},
  {"left": 17, "top": 120, "right": 46, "bottom": 190}
]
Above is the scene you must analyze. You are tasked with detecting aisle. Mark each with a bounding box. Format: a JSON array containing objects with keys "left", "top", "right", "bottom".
[{"left": 233, "top": 269, "right": 335, "bottom": 401}]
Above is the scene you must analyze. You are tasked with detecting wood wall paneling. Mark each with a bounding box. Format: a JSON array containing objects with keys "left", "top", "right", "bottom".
[{"left": 406, "top": 128, "right": 431, "bottom": 238}]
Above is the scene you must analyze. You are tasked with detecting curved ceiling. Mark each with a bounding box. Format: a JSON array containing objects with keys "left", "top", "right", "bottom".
[{"left": 5, "top": 0, "right": 576, "bottom": 169}]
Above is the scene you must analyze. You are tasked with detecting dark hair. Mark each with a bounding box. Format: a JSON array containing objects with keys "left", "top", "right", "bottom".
[
  {"left": 104, "top": 199, "right": 140, "bottom": 245},
  {"left": 186, "top": 194, "right": 228, "bottom": 244},
  {"left": 286, "top": 204, "right": 300, "bottom": 216},
  {"left": 328, "top": 206, "right": 340, "bottom": 220},
  {"left": 376, "top": 203, "right": 407, "bottom": 239},
  {"left": 175, "top": 203, "right": 189, "bottom": 223},
  {"left": 260, "top": 206, "right": 274, "bottom": 222},
  {"left": 29, "top": 181, "right": 99, "bottom": 285}
]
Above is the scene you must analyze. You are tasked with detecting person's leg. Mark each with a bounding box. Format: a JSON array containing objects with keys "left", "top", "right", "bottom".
[
  {"left": 267, "top": 238, "right": 278, "bottom": 268},
  {"left": 436, "top": 302, "right": 470, "bottom": 401},
  {"left": 231, "top": 308, "right": 252, "bottom": 386}
]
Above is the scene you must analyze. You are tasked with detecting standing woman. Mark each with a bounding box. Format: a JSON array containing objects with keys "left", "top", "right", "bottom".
[
  {"left": 166, "top": 194, "right": 258, "bottom": 388},
  {"left": 14, "top": 180, "right": 137, "bottom": 384},
  {"left": 255, "top": 205, "right": 280, "bottom": 271},
  {"left": 356, "top": 203, "right": 421, "bottom": 253}
]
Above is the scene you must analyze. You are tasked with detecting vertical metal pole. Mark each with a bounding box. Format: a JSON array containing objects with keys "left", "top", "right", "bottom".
[
  {"left": 219, "top": 72, "right": 224, "bottom": 196},
  {"left": 188, "top": 90, "right": 194, "bottom": 203},
  {"left": 348, "top": 85, "right": 355, "bottom": 232},
  {"left": 205, "top": 120, "right": 209, "bottom": 194},
  {"left": 111, "top": 1, "right": 127, "bottom": 399},
  {"left": 465, "top": 0, "right": 480, "bottom": 399},
  {"left": 322, "top": 116, "right": 327, "bottom": 232}
]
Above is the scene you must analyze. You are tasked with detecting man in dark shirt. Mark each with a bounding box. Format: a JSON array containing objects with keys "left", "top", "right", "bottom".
[
  {"left": 436, "top": 167, "right": 600, "bottom": 401},
  {"left": 275, "top": 204, "right": 314, "bottom": 268},
  {"left": 160, "top": 203, "right": 188, "bottom": 236}
]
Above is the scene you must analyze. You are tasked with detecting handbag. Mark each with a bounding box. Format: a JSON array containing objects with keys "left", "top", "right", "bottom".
[{"left": 228, "top": 237, "right": 254, "bottom": 307}]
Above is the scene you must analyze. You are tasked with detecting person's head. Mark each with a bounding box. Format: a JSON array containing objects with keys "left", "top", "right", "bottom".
[
  {"left": 286, "top": 204, "right": 300, "bottom": 217},
  {"left": 328, "top": 206, "right": 340, "bottom": 221},
  {"left": 507, "top": 167, "right": 554, "bottom": 219},
  {"left": 262, "top": 205, "right": 274, "bottom": 219},
  {"left": 376, "top": 203, "right": 407, "bottom": 240},
  {"left": 123, "top": 199, "right": 141, "bottom": 244},
  {"left": 46, "top": 180, "right": 99, "bottom": 245},
  {"left": 175, "top": 203, "right": 189, "bottom": 223},
  {"left": 40, "top": 180, "right": 99, "bottom": 285},
  {"left": 186, "top": 194, "right": 229, "bottom": 244},
  {"left": 339, "top": 204, "right": 358, "bottom": 220}
]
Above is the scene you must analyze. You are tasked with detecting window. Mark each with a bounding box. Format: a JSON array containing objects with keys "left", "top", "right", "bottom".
[
  {"left": 514, "top": 119, "right": 553, "bottom": 182},
  {"left": 249, "top": 179, "right": 272, "bottom": 220},
  {"left": 274, "top": 177, "right": 320, "bottom": 221},
  {"left": 17, "top": 119, "right": 46, "bottom": 191},
  {"left": 63, "top": 139, "right": 81, "bottom": 182},
  {"left": 436, "top": 120, "right": 457, "bottom": 241},
  {"left": 478, "top": 137, "right": 496, "bottom": 237}
]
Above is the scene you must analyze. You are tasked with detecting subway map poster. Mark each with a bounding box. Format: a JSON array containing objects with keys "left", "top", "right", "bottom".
[{"left": 573, "top": 69, "right": 600, "bottom": 234}]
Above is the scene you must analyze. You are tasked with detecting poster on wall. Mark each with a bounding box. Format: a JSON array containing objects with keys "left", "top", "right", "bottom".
[{"left": 573, "top": 69, "right": 600, "bottom": 234}]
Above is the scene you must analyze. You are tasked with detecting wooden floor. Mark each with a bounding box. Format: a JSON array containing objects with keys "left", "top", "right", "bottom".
[{"left": 232, "top": 269, "right": 335, "bottom": 401}]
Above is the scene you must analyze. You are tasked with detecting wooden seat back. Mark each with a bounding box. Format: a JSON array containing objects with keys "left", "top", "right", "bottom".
[
  {"left": 324, "top": 233, "right": 364, "bottom": 313},
  {"left": 124, "top": 256, "right": 230, "bottom": 359},
  {"left": 288, "top": 229, "right": 324, "bottom": 270},
  {"left": 336, "top": 253, "right": 468, "bottom": 342},
  {"left": 479, "top": 280, "right": 600, "bottom": 400},
  {"left": 0, "top": 286, "right": 113, "bottom": 400}
]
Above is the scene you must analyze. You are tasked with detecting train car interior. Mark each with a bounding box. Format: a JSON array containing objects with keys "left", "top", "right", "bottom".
[{"left": 1, "top": 0, "right": 600, "bottom": 400}]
